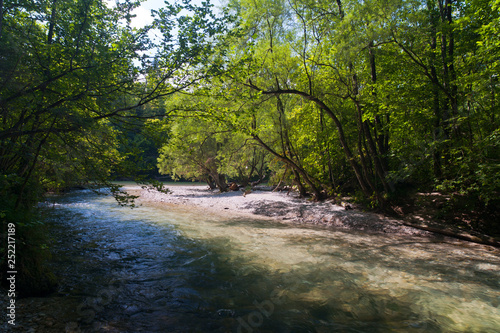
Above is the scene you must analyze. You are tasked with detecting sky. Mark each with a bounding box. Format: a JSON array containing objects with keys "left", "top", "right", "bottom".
[
  {"left": 131, "top": 0, "right": 163, "bottom": 28},
  {"left": 125, "top": 0, "right": 224, "bottom": 29},
  {"left": 104, "top": 0, "right": 224, "bottom": 62}
]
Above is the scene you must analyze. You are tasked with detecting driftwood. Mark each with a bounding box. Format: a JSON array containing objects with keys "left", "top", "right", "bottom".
[{"left": 399, "top": 218, "right": 500, "bottom": 248}]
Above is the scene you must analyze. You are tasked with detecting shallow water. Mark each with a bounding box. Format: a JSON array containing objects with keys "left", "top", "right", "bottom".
[{"left": 12, "top": 188, "right": 500, "bottom": 332}]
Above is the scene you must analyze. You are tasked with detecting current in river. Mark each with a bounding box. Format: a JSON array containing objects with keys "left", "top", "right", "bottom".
[{"left": 8, "top": 187, "right": 500, "bottom": 332}]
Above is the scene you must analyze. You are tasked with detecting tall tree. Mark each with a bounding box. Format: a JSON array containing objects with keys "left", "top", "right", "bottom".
[
  {"left": 0, "top": 0, "right": 231, "bottom": 295},
  {"left": 191, "top": 0, "right": 500, "bottom": 209}
]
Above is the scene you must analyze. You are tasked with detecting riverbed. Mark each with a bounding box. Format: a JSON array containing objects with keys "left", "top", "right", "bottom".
[{"left": 5, "top": 187, "right": 500, "bottom": 332}]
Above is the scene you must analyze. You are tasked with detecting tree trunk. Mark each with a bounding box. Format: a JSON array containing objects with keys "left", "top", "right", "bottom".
[
  {"left": 336, "top": 0, "right": 344, "bottom": 19},
  {"left": 205, "top": 175, "right": 217, "bottom": 190},
  {"left": 445, "top": 0, "right": 459, "bottom": 137},
  {"left": 47, "top": 0, "right": 58, "bottom": 45},
  {"left": 252, "top": 133, "right": 323, "bottom": 200},
  {"left": 0, "top": 0, "right": 4, "bottom": 39},
  {"left": 369, "top": 42, "right": 389, "bottom": 171},
  {"left": 351, "top": 69, "right": 387, "bottom": 203},
  {"left": 291, "top": 169, "right": 307, "bottom": 197},
  {"left": 428, "top": 0, "right": 444, "bottom": 178},
  {"left": 212, "top": 173, "right": 227, "bottom": 192},
  {"left": 245, "top": 81, "right": 372, "bottom": 198}
]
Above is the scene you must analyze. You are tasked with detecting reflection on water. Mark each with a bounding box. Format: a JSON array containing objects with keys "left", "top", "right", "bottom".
[{"left": 13, "top": 188, "right": 500, "bottom": 332}]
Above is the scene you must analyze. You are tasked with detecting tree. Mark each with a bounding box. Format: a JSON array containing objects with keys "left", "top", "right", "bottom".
[
  {"left": 0, "top": 0, "right": 231, "bottom": 295},
  {"left": 158, "top": 115, "right": 229, "bottom": 191},
  {"left": 157, "top": 91, "right": 269, "bottom": 191},
  {"left": 191, "top": 0, "right": 499, "bottom": 211}
]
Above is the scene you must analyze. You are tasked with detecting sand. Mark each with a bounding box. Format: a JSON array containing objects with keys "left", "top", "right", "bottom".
[{"left": 130, "top": 184, "right": 434, "bottom": 237}]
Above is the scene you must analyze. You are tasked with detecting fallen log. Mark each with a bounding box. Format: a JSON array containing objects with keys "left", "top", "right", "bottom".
[{"left": 399, "top": 217, "right": 500, "bottom": 248}]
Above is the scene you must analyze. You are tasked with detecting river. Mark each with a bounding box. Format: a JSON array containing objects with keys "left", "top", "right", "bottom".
[{"left": 8, "top": 187, "right": 500, "bottom": 332}]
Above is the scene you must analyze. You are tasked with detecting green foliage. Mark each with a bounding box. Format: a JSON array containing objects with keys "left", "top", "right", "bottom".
[
  {"left": 0, "top": 0, "right": 229, "bottom": 197},
  {"left": 153, "top": 0, "right": 499, "bottom": 209},
  {"left": 158, "top": 116, "right": 220, "bottom": 183},
  {"left": 435, "top": 130, "right": 500, "bottom": 205},
  {"left": 0, "top": 0, "right": 233, "bottom": 295},
  {"left": 0, "top": 174, "right": 57, "bottom": 296},
  {"left": 1, "top": 0, "right": 498, "bottom": 296},
  {"left": 140, "top": 179, "right": 171, "bottom": 195}
]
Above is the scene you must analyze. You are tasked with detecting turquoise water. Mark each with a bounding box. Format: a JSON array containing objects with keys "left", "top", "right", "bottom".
[{"left": 20, "top": 188, "right": 500, "bottom": 332}]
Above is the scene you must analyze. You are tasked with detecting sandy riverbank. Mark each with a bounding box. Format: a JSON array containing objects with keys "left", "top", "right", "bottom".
[
  {"left": 125, "top": 184, "right": 500, "bottom": 248},
  {"left": 129, "top": 184, "right": 434, "bottom": 237}
]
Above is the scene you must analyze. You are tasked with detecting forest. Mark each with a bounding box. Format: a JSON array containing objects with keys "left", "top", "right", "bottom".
[{"left": 1, "top": 0, "right": 499, "bottom": 295}]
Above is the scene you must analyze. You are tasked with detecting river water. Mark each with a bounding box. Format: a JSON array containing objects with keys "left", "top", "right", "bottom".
[{"left": 10, "top": 188, "right": 500, "bottom": 332}]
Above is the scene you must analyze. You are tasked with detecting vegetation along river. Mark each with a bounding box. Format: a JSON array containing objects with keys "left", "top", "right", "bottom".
[{"left": 8, "top": 188, "right": 500, "bottom": 332}]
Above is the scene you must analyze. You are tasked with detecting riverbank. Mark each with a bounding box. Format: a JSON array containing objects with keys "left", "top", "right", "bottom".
[{"left": 131, "top": 185, "right": 500, "bottom": 247}]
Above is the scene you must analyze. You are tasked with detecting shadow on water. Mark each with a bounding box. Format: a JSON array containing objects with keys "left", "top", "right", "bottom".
[{"left": 8, "top": 189, "right": 500, "bottom": 333}]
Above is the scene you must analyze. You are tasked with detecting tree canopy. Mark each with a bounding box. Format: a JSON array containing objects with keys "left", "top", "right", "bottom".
[
  {"left": 0, "top": 0, "right": 497, "bottom": 217},
  {"left": 0, "top": 0, "right": 228, "bottom": 203},
  {"left": 0, "top": 0, "right": 230, "bottom": 294},
  {"left": 157, "top": 0, "right": 499, "bottom": 210}
]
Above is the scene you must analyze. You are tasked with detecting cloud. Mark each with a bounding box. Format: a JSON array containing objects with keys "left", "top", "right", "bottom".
[
  {"left": 103, "top": 0, "right": 162, "bottom": 28},
  {"left": 131, "top": 5, "right": 155, "bottom": 28}
]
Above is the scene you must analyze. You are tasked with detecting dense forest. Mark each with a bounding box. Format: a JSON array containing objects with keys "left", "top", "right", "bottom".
[{"left": 1, "top": 0, "right": 499, "bottom": 295}]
